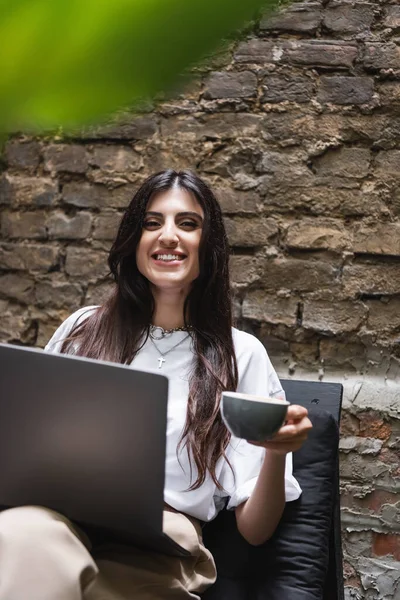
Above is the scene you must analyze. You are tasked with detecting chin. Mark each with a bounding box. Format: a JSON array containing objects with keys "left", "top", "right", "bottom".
[{"left": 150, "top": 276, "right": 195, "bottom": 293}]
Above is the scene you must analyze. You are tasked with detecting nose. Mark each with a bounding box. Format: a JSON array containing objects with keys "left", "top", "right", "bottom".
[{"left": 158, "top": 221, "right": 179, "bottom": 247}]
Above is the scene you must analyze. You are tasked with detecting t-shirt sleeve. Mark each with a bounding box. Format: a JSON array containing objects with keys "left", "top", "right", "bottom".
[
  {"left": 44, "top": 306, "right": 98, "bottom": 354},
  {"left": 216, "top": 332, "right": 301, "bottom": 511}
]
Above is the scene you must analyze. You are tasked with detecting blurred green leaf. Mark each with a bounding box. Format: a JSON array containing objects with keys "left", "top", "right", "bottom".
[{"left": 0, "top": 0, "right": 280, "bottom": 133}]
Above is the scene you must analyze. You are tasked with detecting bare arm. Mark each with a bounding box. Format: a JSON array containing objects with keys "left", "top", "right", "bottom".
[{"left": 235, "top": 404, "right": 312, "bottom": 546}]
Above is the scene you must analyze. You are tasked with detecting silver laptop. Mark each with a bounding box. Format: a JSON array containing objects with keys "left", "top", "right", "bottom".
[{"left": 0, "top": 342, "right": 190, "bottom": 557}]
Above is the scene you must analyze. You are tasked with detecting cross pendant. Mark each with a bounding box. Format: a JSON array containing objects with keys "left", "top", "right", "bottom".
[{"left": 157, "top": 357, "right": 166, "bottom": 369}]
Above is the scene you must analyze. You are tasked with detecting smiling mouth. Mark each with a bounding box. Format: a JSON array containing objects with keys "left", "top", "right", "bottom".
[{"left": 152, "top": 253, "right": 186, "bottom": 262}]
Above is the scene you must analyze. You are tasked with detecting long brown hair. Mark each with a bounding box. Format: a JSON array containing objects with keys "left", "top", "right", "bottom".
[{"left": 61, "top": 169, "right": 238, "bottom": 490}]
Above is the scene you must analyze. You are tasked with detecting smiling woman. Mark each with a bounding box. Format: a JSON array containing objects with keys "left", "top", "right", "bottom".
[
  {"left": 0, "top": 169, "right": 311, "bottom": 599},
  {"left": 136, "top": 187, "right": 204, "bottom": 311}
]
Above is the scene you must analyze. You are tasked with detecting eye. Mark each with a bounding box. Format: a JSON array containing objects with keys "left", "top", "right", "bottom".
[
  {"left": 143, "top": 220, "right": 161, "bottom": 229},
  {"left": 180, "top": 220, "right": 198, "bottom": 229}
]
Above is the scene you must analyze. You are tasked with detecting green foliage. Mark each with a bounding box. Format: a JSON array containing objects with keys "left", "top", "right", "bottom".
[{"left": 0, "top": 0, "right": 283, "bottom": 133}]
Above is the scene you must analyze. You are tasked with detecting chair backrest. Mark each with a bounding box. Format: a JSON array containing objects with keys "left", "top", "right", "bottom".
[
  {"left": 281, "top": 379, "right": 344, "bottom": 600},
  {"left": 202, "top": 379, "right": 344, "bottom": 600}
]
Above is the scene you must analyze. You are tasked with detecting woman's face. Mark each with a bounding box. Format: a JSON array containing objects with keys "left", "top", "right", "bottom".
[{"left": 136, "top": 186, "right": 204, "bottom": 294}]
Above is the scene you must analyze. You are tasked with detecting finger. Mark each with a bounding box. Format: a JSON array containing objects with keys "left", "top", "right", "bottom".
[
  {"left": 286, "top": 405, "right": 309, "bottom": 421},
  {"left": 273, "top": 417, "right": 313, "bottom": 441},
  {"left": 269, "top": 432, "right": 310, "bottom": 445}
]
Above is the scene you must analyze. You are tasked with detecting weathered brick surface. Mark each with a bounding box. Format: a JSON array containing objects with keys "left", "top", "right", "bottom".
[
  {"left": 0, "top": 243, "right": 59, "bottom": 271},
  {"left": 242, "top": 290, "right": 299, "bottom": 327},
  {"left": 234, "top": 40, "right": 358, "bottom": 69},
  {"left": 353, "top": 223, "right": 400, "bottom": 256},
  {"left": 1, "top": 4, "right": 400, "bottom": 596},
  {"left": 374, "top": 150, "right": 400, "bottom": 178},
  {"left": 0, "top": 273, "right": 35, "bottom": 304},
  {"left": 259, "top": 3, "right": 322, "bottom": 33},
  {"left": 65, "top": 247, "right": 109, "bottom": 279},
  {"left": 363, "top": 43, "right": 400, "bottom": 72},
  {"left": 262, "top": 258, "right": 338, "bottom": 292},
  {"left": 62, "top": 181, "right": 135, "bottom": 209},
  {"left": 312, "top": 147, "right": 371, "bottom": 179},
  {"left": 47, "top": 211, "right": 92, "bottom": 240},
  {"left": 372, "top": 534, "right": 400, "bottom": 562},
  {"left": 93, "top": 211, "right": 122, "bottom": 241},
  {"left": 44, "top": 144, "right": 88, "bottom": 174},
  {"left": 1, "top": 211, "right": 48, "bottom": 239},
  {"left": 343, "top": 264, "right": 400, "bottom": 297},
  {"left": 303, "top": 300, "right": 367, "bottom": 334},
  {"left": 379, "top": 82, "right": 400, "bottom": 107},
  {"left": 224, "top": 216, "right": 277, "bottom": 247},
  {"left": 36, "top": 281, "right": 83, "bottom": 309},
  {"left": 366, "top": 298, "right": 400, "bottom": 332},
  {"left": 286, "top": 218, "right": 351, "bottom": 252},
  {"left": 203, "top": 71, "right": 257, "bottom": 99},
  {"left": 234, "top": 39, "right": 284, "bottom": 64},
  {"left": 384, "top": 6, "right": 400, "bottom": 30},
  {"left": 318, "top": 76, "right": 374, "bottom": 106},
  {"left": 285, "top": 41, "right": 358, "bottom": 68},
  {"left": 319, "top": 339, "right": 366, "bottom": 371},
  {"left": 89, "top": 145, "right": 141, "bottom": 174},
  {"left": 5, "top": 139, "right": 41, "bottom": 171},
  {"left": 214, "top": 187, "right": 259, "bottom": 214},
  {"left": 261, "top": 75, "right": 314, "bottom": 104},
  {"left": 0, "top": 312, "right": 32, "bottom": 343},
  {"left": 0, "top": 175, "right": 58, "bottom": 206},
  {"left": 81, "top": 115, "right": 158, "bottom": 141},
  {"left": 230, "top": 255, "right": 262, "bottom": 285},
  {"left": 323, "top": 4, "right": 375, "bottom": 35},
  {"left": 85, "top": 281, "right": 113, "bottom": 306}
]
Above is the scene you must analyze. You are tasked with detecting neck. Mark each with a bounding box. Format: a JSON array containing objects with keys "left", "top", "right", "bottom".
[{"left": 151, "top": 287, "right": 188, "bottom": 330}]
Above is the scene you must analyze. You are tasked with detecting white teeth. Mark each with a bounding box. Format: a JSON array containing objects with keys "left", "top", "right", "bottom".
[{"left": 155, "top": 254, "right": 183, "bottom": 261}]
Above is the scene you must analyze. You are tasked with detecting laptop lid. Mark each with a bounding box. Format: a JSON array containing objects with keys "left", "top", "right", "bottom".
[{"left": 0, "top": 342, "right": 189, "bottom": 556}]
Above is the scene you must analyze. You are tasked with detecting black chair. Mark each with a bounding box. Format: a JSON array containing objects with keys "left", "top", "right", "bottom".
[{"left": 202, "top": 379, "right": 344, "bottom": 600}]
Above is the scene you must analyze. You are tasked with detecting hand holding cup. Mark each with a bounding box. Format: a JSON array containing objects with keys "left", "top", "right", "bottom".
[{"left": 221, "top": 391, "right": 312, "bottom": 454}]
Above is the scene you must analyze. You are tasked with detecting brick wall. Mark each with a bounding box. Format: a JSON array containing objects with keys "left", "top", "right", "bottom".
[{"left": 0, "top": 0, "right": 399, "bottom": 597}]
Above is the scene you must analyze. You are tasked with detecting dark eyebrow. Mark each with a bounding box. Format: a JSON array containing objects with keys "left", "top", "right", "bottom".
[{"left": 145, "top": 211, "right": 203, "bottom": 222}]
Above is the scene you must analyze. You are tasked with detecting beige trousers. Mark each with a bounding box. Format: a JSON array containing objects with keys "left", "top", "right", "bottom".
[{"left": 0, "top": 506, "right": 216, "bottom": 600}]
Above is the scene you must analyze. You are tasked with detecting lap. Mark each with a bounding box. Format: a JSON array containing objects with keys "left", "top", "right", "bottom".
[
  {"left": 0, "top": 505, "right": 216, "bottom": 600},
  {"left": 88, "top": 508, "right": 216, "bottom": 599}
]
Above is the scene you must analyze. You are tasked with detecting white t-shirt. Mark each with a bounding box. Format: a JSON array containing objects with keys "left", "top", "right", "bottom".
[{"left": 45, "top": 306, "right": 301, "bottom": 522}]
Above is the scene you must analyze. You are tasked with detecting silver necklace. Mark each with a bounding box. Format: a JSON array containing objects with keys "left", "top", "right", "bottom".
[
  {"left": 150, "top": 325, "right": 192, "bottom": 340},
  {"left": 149, "top": 334, "right": 190, "bottom": 369}
]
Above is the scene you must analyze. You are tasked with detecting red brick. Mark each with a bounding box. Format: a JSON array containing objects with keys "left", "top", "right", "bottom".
[
  {"left": 367, "top": 489, "right": 399, "bottom": 514},
  {"left": 358, "top": 413, "right": 392, "bottom": 441},
  {"left": 372, "top": 534, "right": 400, "bottom": 561}
]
